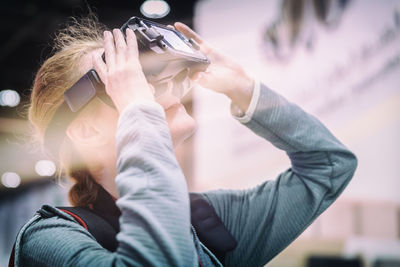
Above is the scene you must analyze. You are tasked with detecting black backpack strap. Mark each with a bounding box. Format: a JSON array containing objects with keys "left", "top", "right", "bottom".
[
  {"left": 57, "top": 206, "right": 119, "bottom": 252},
  {"left": 57, "top": 193, "right": 238, "bottom": 264},
  {"left": 189, "top": 193, "right": 238, "bottom": 264}
]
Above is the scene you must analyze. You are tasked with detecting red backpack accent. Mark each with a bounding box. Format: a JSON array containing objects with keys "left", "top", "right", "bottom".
[{"left": 58, "top": 208, "right": 88, "bottom": 230}]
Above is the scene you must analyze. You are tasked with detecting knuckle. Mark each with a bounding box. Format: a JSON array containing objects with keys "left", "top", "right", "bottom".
[{"left": 117, "top": 43, "right": 126, "bottom": 50}]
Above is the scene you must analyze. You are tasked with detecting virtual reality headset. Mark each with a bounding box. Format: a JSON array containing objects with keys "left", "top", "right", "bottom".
[{"left": 44, "top": 16, "right": 210, "bottom": 157}]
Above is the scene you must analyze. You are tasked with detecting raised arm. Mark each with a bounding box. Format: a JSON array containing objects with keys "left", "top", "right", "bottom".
[
  {"left": 16, "top": 101, "right": 197, "bottom": 266},
  {"left": 202, "top": 82, "right": 357, "bottom": 266},
  {"left": 174, "top": 23, "right": 357, "bottom": 266}
]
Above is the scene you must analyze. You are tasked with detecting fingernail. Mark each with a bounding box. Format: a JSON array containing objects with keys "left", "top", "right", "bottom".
[{"left": 104, "top": 31, "right": 111, "bottom": 37}]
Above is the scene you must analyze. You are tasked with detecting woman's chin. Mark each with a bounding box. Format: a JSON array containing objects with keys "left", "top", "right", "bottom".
[{"left": 165, "top": 103, "right": 197, "bottom": 147}]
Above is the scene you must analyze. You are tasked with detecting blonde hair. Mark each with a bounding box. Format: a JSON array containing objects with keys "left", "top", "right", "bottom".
[{"left": 28, "top": 14, "right": 107, "bottom": 206}]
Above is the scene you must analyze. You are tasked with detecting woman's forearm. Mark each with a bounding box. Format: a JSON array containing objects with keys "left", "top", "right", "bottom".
[{"left": 115, "top": 101, "right": 197, "bottom": 266}]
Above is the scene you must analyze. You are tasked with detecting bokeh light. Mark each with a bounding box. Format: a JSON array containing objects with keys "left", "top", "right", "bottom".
[
  {"left": 0, "top": 89, "right": 20, "bottom": 107},
  {"left": 35, "top": 160, "right": 57, "bottom": 177},
  {"left": 1, "top": 172, "right": 21, "bottom": 188},
  {"left": 140, "top": 0, "right": 170, "bottom": 19}
]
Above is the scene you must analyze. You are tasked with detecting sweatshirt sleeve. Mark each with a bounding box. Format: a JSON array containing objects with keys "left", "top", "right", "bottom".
[
  {"left": 114, "top": 101, "right": 197, "bottom": 266},
  {"left": 202, "top": 83, "right": 358, "bottom": 267},
  {"left": 16, "top": 101, "right": 197, "bottom": 267}
]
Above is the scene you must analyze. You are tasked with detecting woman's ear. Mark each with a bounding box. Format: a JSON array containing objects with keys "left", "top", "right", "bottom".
[{"left": 66, "top": 117, "right": 108, "bottom": 148}]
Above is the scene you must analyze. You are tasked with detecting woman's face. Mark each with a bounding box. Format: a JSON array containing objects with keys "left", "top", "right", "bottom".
[
  {"left": 97, "top": 94, "right": 197, "bottom": 146},
  {"left": 81, "top": 49, "right": 197, "bottom": 152}
]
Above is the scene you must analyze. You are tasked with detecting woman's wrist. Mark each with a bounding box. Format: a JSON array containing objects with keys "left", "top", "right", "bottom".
[
  {"left": 225, "top": 73, "right": 255, "bottom": 113},
  {"left": 113, "top": 85, "right": 155, "bottom": 113}
]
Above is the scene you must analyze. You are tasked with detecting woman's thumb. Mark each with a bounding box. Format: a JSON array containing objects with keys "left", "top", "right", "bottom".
[{"left": 192, "top": 71, "right": 213, "bottom": 89}]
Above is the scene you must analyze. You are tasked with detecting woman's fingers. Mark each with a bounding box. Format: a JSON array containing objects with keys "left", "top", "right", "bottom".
[
  {"left": 103, "top": 31, "right": 116, "bottom": 69},
  {"left": 98, "top": 30, "right": 154, "bottom": 112},
  {"left": 192, "top": 70, "right": 215, "bottom": 90},
  {"left": 113, "top": 29, "right": 127, "bottom": 63},
  {"left": 92, "top": 51, "right": 108, "bottom": 85},
  {"left": 174, "top": 22, "right": 213, "bottom": 55},
  {"left": 174, "top": 22, "right": 203, "bottom": 44},
  {"left": 125, "top": 28, "right": 139, "bottom": 60},
  {"left": 105, "top": 28, "right": 139, "bottom": 67}
]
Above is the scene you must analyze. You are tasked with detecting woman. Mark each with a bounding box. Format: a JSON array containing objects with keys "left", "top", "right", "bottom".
[{"left": 13, "top": 15, "right": 357, "bottom": 267}]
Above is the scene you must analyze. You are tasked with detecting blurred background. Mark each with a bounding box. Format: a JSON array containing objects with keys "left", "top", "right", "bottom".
[{"left": 0, "top": 0, "right": 399, "bottom": 266}]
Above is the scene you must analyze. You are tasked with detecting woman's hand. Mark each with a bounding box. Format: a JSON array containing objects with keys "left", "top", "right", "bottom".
[
  {"left": 174, "top": 22, "right": 255, "bottom": 113},
  {"left": 93, "top": 28, "right": 155, "bottom": 113}
]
